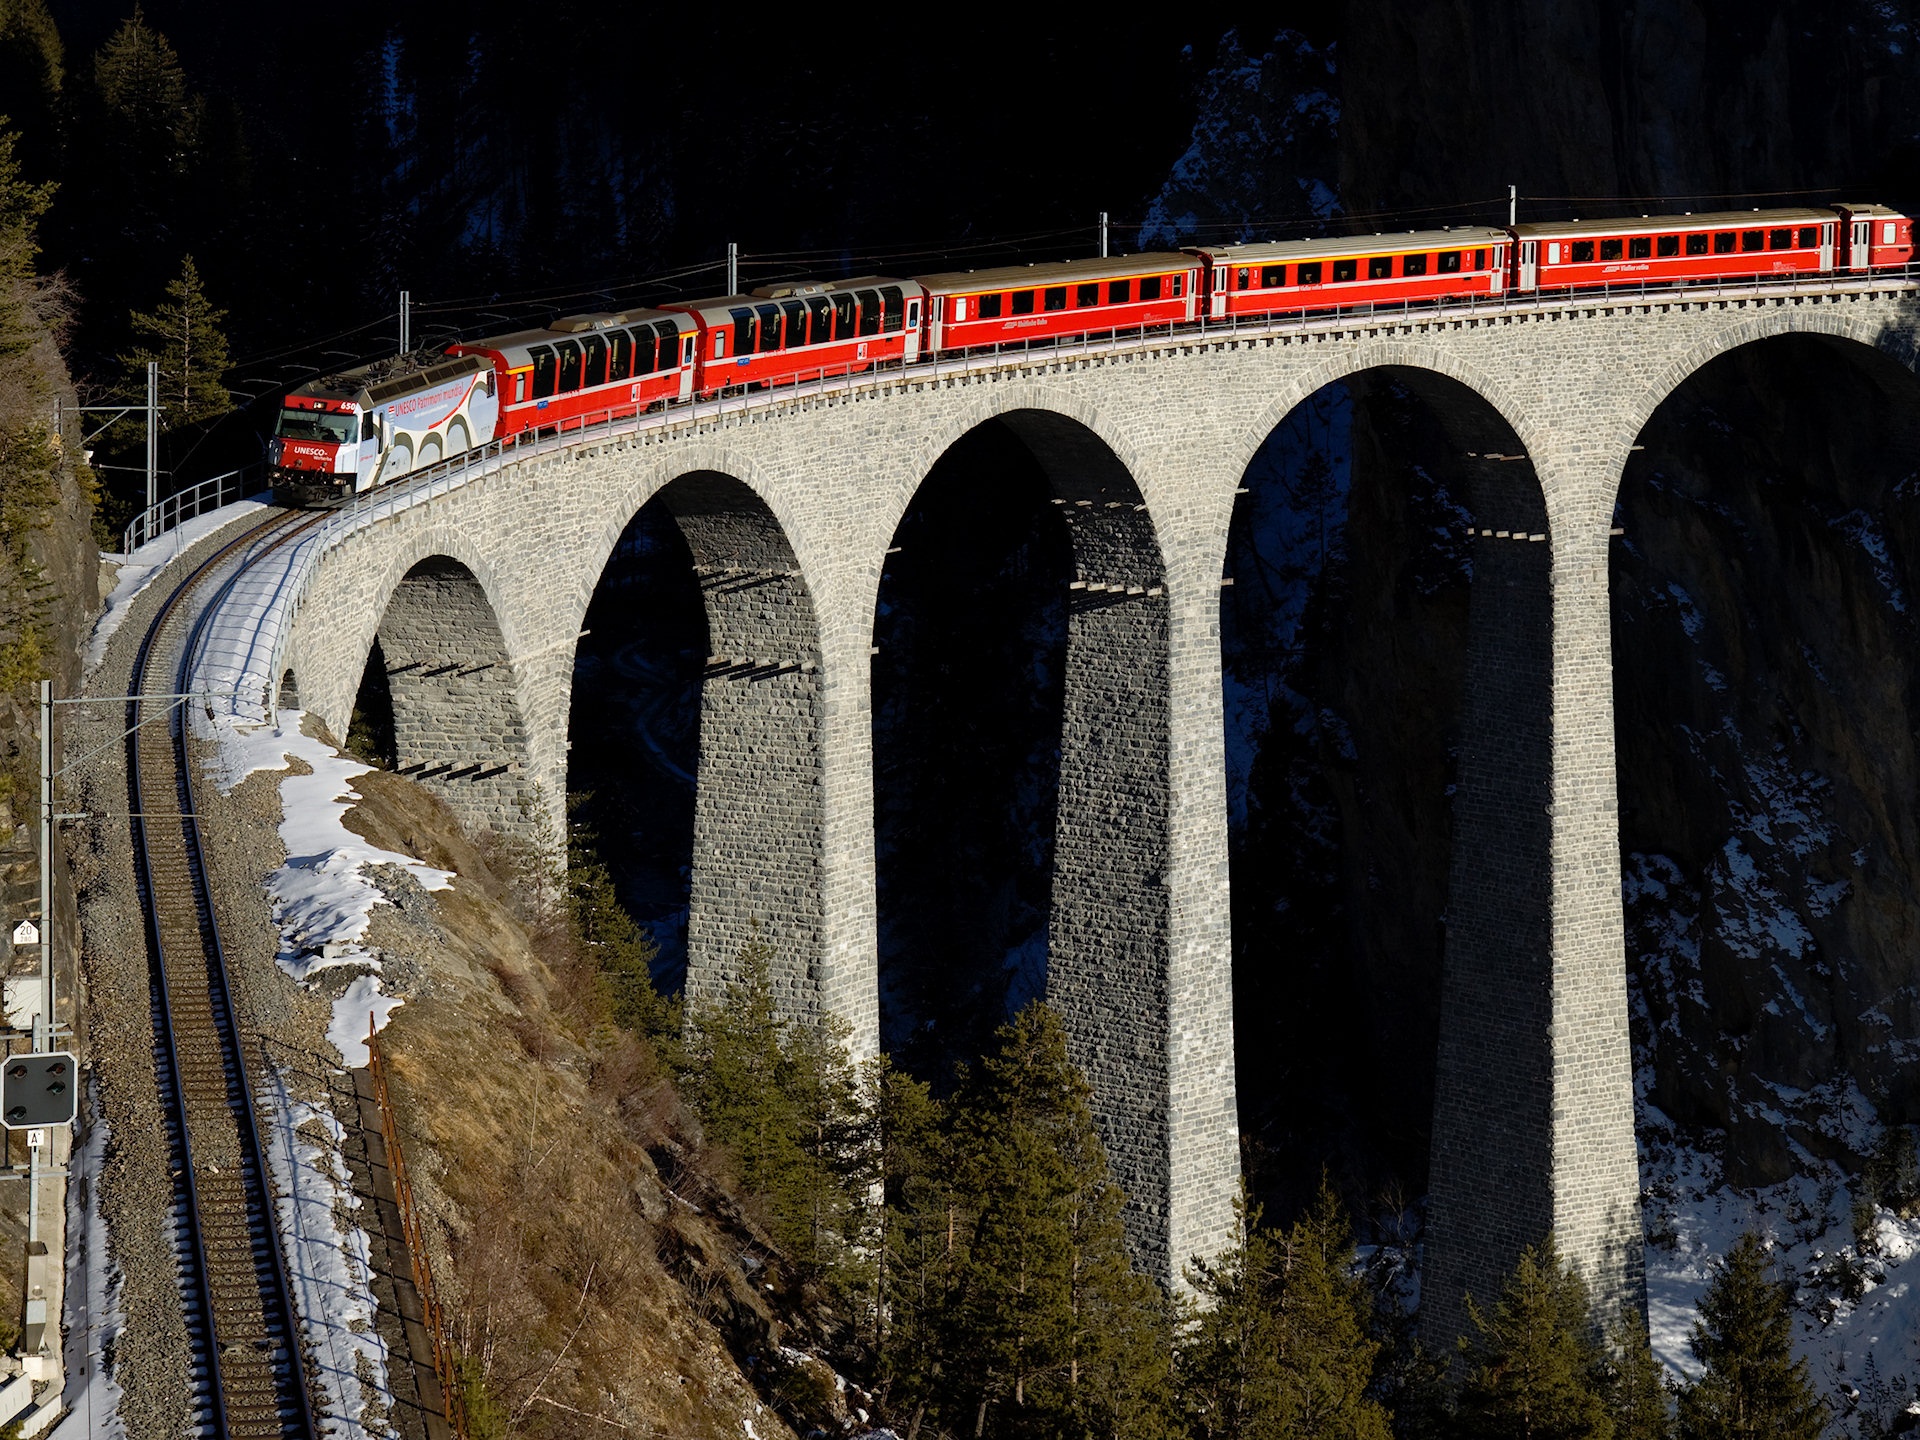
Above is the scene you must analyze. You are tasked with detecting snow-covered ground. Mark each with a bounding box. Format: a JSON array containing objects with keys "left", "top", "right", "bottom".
[
  {"left": 48, "top": 1088, "right": 125, "bottom": 1440},
  {"left": 260, "top": 1067, "right": 393, "bottom": 1438},
  {"left": 85, "top": 497, "right": 272, "bottom": 672}
]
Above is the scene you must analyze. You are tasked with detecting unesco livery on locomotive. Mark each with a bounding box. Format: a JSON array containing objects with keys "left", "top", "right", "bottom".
[{"left": 270, "top": 202, "right": 1917, "bottom": 505}]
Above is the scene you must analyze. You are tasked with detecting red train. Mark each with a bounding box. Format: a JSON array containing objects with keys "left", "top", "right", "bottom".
[{"left": 269, "top": 202, "right": 1914, "bottom": 504}]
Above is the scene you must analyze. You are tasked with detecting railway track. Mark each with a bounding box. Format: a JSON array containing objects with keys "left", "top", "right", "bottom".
[{"left": 126, "top": 509, "right": 324, "bottom": 1439}]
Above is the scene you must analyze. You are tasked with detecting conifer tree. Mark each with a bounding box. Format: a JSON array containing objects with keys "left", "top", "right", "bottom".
[
  {"left": 92, "top": 7, "right": 198, "bottom": 187},
  {"left": 678, "top": 942, "right": 874, "bottom": 1299},
  {"left": 890, "top": 1002, "right": 1174, "bottom": 1440},
  {"left": 1180, "top": 1179, "right": 1390, "bottom": 1440},
  {"left": 120, "top": 254, "right": 232, "bottom": 430},
  {"left": 1604, "top": 1307, "right": 1672, "bottom": 1440},
  {"left": 0, "top": 119, "right": 53, "bottom": 362},
  {"left": 1674, "top": 1232, "right": 1824, "bottom": 1440},
  {"left": 1456, "top": 1236, "right": 1614, "bottom": 1440},
  {"left": 566, "top": 858, "right": 673, "bottom": 1041}
]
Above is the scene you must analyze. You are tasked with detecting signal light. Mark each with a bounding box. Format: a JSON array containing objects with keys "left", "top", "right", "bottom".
[{"left": 2, "top": 1053, "right": 76, "bottom": 1129}]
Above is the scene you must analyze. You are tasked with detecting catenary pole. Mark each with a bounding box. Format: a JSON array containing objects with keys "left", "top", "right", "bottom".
[
  {"left": 144, "top": 362, "right": 158, "bottom": 511},
  {"left": 1099, "top": 211, "right": 1109, "bottom": 258},
  {"left": 726, "top": 241, "right": 738, "bottom": 296},
  {"left": 400, "top": 290, "right": 411, "bottom": 355},
  {"left": 1509, "top": 185, "right": 1518, "bottom": 227}
]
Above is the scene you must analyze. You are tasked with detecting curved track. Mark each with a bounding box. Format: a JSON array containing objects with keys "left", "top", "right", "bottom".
[{"left": 126, "top": 509, "right": 324, "bottom": 1439}]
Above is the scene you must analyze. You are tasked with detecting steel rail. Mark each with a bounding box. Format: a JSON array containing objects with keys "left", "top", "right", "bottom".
[{"left": 126, "top": 507, "right": 326, "bottom": 1439}]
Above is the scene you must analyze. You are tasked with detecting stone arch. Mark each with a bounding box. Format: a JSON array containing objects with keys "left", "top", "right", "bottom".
[
  {"left": 877, "top": 405, "right": 1177, "bottom": 1274},
  {"left": 366, "top": 554, "right": 536, "bottom": 842},
  {"left": 275, "top": 668, "right": 298, "bottom": 711},
  {"left": 572, "top": 467, "right": 827, "bottom": 1021},
  {"left": 1607, "top": 305, "right": 1920, "bottom": 512},
  {"left": 1222, "top": 360, "right": 1568, "bottom": 1343}
]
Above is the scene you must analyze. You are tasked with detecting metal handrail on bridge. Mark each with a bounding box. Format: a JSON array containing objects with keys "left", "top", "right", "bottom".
[{"left": 122, "top": 464, "right": 259, "bottom": 553}]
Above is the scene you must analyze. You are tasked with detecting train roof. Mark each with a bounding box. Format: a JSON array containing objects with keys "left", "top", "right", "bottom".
[
  {"left": 291, "top": 349, "right": 489, "bottom": 405},
  {"left": 912, "top": 253, "right": 1192, "bottom": 294},
  {"left": 1835, "top": 202, "right": 1906, "bottom": 218},
  {"left": 664, "top": 278, "right": 919, "bottom": 322},
  {"left": 1510, "top": 207, "right": 1835, "bottom": 239},
  {"left": 452, "top": 308, "right": 692, "bottom": 366},
  {"left": 1188, "top": 227, "right": 1510, "bottom": 265}
]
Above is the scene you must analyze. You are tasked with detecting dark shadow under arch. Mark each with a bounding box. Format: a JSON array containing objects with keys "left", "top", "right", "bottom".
[
  {"left": 1222, "top": 365, "right": 1557, "bottom": 1338},
  {"left": 570, "top": 471, "right": 825, "bottom": 1012},
  {"left": 875, "top": 406, "right": 1175, "bottom": 1271},
  {"left": 1615, "top": 332, "right": 1920, "bottom": 1192}
]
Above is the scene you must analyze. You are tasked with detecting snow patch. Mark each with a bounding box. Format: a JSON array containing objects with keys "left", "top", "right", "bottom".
[
  {"left": 260, "top": 1066, "right": 392, "bottom": 1438},
  {"left": 49, "top": 1087, "right": 125, "bottom": 1440},
  {"left": 84, "top": 497, "right": 272, "bottom": 672},
  {"left": 206, "top": 708, "right": 447, "bottom": 1065}
]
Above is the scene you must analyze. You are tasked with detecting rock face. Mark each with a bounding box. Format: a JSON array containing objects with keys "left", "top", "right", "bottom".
[
  {"left": 1335, "top": 0, "right": 1920, "bottom": 220},
  {"left": 1615, "top": 333, "right": 1920, "bottom": 1183}
]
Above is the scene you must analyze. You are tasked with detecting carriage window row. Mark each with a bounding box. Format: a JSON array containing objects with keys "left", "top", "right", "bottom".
[
  {"left": 1552, "top": 225, "right": 1823, "bottom": 264},
  {"left": 970, "top": 272, "right": 1183, "bottom": 319},
  {"left": 719, "top": 286, "right": 907, "bottom": 357},
  {"left": 527, "top": 320, "right": 685, "bottom": 400},
  {"left": 1229, "top": 249, "right": 1489, "bottom": 289}
]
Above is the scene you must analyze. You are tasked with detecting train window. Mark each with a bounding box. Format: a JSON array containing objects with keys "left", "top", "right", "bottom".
[
  {"left": 1044, "top": 286, "right": 1068, "bottom": 311},
  {"left": 783, "top": 299, "right": 809, "bottom": 345},
  {"left": 833, "top": 293, "right": 857, "bottom": 338},
  {"left": 1437, "top": 251, "right": 1461, "bottom": 273},
  {"left": 1798, "top": 226, "right": 1819, "bottom": 248},
  {"left": 857, "top": 290, "right": 882, "bottom": 335},
  {"left": 1077, "top": 283, "right": 1100, "bottom": 306},
  {"left": 1261, "top": 265, "right": 1286, "bottom": 286},
  {"left": 657, "top": 321, "right": 683, "bottom": 367},
  {"left": 1741, "top": 229, "right": 1764, "bottom": 252},
  {"left": 1712, "top": 232, "right": 1735, "bottom": 253},
  {"left": 1600, "top": 238, "right": 1622, "bottom": 261},
  {"left": 1172, "top": 272, "right": 1184, "bottom": 296},
  {"left": 731, "top": 307, "right": 755, "bottom": 356},
  {"left": 629, "top": 329, "right": 653, "bottom": 376},
  {"left": 1474, "top": 248, "right": 1486, "bottom": 269},
  {"left": 1332, "top": 259, "right": 1356, "bottom": 282},
  {"left": 1570, "top": 241, "right": 1595, "bottom": 262},
  {"left": 1236, "top": 267, "right": 1250, "bottom": 289},
  {"left": 714, "top": 332, "right": 726, "bottom": 358},
  {"left": 979, "top": 292, "right": 1004, "bottom": 318},
  {"left": 1107, "top": 279, "right": 1130, "bottom": 303},
  {"left": 581, "top": 334, "right": 607, "bottom": 386},
  {"left": 808, "top": 296, "right": 833, "bottom": 339},
  {"left": 1629, "top": 237, "right": 1651, "bottom": 258},
  {"left": 756, "top": 303, "right": 783, "bottom": 350},
  {"left": 1887, "top": 221, "right": 1899, "bottom": 244},
  {"left": 1687, "top": 233, "right": 1709, "bottom": 255},
  {"left": 881, "top": 286, "right": 905, "bottom": 332},
  {"left": 529, "top": 346, "right": 557, "bottom": 399},
  {"left": 1141, "top": 275, "right": 1163, "bottom": 300},
  {"left": 1298, "top": 261, "right": 1322, "bottom": 284},
  {"left": 363, "top": 410, "right": 378, "bottom": 440},
  {"left": 1010, "top": 289, "right": 1035, "bottom": 314},
  {"left": 1403, "top": 253, "right": 1429, "bottom": 276},
  {"left": 1658, "top": 235, "right": 1680, "bottom": 257},
  {"left": 1368, "top": 256, "right": 1393, "bottom": 279},
  {"left": 1768, "top": 228, "right": 1792, "bottom": 250},
  {"left": 608, "top": 330, "right": 632, "bottom": 382},
  {"left": 555, "top": 339, "right": 583, "bottom": 392},
  {"left": 512, "top": 373, "right": 525, "bottom": 404}
]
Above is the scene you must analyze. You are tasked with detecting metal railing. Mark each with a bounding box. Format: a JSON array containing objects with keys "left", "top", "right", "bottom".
[
  {"left": 367, "top": 1017, "right": 467, "bottom": 1440},
  {"left": 121, "top": 464, "right": 259, "bottom": 553}
]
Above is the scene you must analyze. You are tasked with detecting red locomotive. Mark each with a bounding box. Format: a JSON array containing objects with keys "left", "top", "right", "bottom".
[{"left": 269, "top": 201, "right": 1917, "bottom": 504}]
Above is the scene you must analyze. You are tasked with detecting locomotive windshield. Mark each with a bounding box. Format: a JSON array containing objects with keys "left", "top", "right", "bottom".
[{"left": 276, "top": 407, "right": 357, "bottom": 444}]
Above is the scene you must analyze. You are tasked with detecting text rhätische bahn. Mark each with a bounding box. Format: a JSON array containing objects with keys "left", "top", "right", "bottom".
[{"left": 267, "top": 204, "right": 1915, "bottom": 505}]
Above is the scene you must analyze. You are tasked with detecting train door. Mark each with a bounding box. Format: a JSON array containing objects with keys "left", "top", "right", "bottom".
[
  {"left": 1820, "top": 222, "right": 1837, "bottom": 272},
  {"left": 1490, "top": 244, "right": 1506, "bottom": 292},
  {"left": 1852, "top": 219, "right": 1872, "bottom": 270},
  {"left": 1211, "top": 266, "right": 1227, "bottom": 318},
  {"left": 904, "top": 297, "right": 922, "bottom": 361},
  {"left": 1517, "top": 241, "right": 1537, "bottom": 291},
  {"left": 679, "top": 332, "right": 696, "bottom": 400}
]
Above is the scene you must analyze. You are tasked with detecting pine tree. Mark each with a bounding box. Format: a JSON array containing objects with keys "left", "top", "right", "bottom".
[
  {"left": 1456, "top": 1236, "right": 1614, "bottom": 1440},
  {"left": 566, "top": 859, "right": 673, "bottom": 1041},
  {"left": 1180, "top": 1179, "right": 1391, "bottom": 1440},
  {"left": 1605, "top": 1307, "right": 1672, "bottom": 1440},
  {"left": 1674, "top": 1233, "right": 1824, "bottom": 1440},
  {"left": 92, "top": 7, "right": 198, "bottom": 188},
  {"left": 120, "top": 254, "right": 232, "bottom": 430},
  {"left": 677, "top": 942, "right": 874, "bottom": 1298},
  {"left": 890, "top": 1002, "right": 1174, "bottom": 1440},
  {"left": 0, "top": 119, "right": 54, "bottom": 361}
]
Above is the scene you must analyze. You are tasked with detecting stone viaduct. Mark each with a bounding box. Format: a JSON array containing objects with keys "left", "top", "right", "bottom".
[{"left": 193, "top": 277, "right": 1920, "bottom": 1342}]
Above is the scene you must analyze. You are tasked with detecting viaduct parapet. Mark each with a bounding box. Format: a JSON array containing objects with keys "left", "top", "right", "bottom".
[{"left": 195, "top": 279, "right": 1920, "bottom": 1332}]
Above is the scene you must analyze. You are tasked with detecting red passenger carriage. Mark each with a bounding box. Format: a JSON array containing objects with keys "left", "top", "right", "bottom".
[
  {"left": 445, "top": 309, "right": 696, "bottom": 439},
  {"left": 661, "top": 277, "right": 924, "bottom": 397},
  {"left": 1187, "top": 227, "right": 1509, "bottom": 317},
  {"left": 917, "top": 254, "right": 1199, "bottom": 352},
  {"left": 1510, "top": 208, "right": 1837, "bottom": 293}
]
